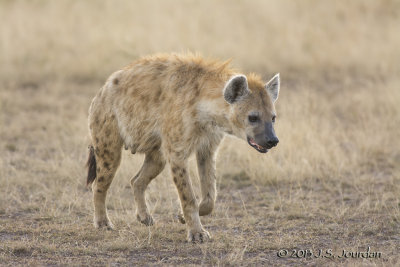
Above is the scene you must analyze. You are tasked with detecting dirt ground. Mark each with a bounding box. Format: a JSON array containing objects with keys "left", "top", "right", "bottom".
[{"left": 1, "top": 1, "right": 399, "bottom": 266}]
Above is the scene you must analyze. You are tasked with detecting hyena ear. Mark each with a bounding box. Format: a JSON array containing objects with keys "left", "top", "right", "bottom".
[
  {"left": 265, "top": 73, "right": 280, "bottom": 103},
  {"left": 223, "top": 75, "right": 249, "bottom": 104}
]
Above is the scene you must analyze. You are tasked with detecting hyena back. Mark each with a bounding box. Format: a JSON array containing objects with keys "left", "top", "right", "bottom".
[{"left": 87, "top": 53, "right": 280, "bottom": 242}]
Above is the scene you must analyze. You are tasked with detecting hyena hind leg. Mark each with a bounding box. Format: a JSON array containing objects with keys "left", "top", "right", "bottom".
[
  {"left": 131, "top": 149, "right": 166, "bottom": 226},
  {"left": 87, "top": 137, "right": 123, "bottom": 230}
]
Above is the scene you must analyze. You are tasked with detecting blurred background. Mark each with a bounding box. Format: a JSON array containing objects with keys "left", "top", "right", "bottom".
[
  {"left": 2, "top": 0, "right": 399, "bottom": 81},
  {"left": 0, "top": 1, "right": 399, "bottom": 265},
  {"left": 1, "top": 0, "right": 399, "bottom": 184}
]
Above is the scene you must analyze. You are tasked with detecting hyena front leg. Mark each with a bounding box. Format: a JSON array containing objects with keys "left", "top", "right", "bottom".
[
  {"left": 131, "top": 149, "right": 165, "bottom": 226},
  {"left": 169, "top": 157, "right": 210, "bottom": 242},
  {"left": 196, "top": 145, "right": 218, "bottom": 216},
  {"left": 177, "top": 142, "right": 220, "bottom": 224}
]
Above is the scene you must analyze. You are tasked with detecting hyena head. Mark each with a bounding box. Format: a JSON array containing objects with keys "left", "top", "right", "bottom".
[{"left": 223, "top": 73, "right": 280, "bottom": 153}]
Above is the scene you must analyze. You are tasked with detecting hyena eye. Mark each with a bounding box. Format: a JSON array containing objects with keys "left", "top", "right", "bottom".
[
  {"left": 272, "top": 115, "right": 276, "bottom": 123},
  {"left": 248, "top": 115, "right": 259, "bottom": 123}
]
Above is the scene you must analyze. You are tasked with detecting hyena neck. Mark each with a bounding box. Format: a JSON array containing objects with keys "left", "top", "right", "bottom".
[{"left": 196, "top": 98, "right": 234, "bottom": 135}]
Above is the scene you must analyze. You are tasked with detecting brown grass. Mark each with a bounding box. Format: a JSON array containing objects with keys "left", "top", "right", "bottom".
[{"left": 1, "top": 0, "right": 399, "bottom": 266}]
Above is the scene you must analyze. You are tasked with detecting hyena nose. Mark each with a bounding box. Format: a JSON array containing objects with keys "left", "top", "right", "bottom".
[{"left": 267, "top": 138, "right": 279, "bottom": 147}]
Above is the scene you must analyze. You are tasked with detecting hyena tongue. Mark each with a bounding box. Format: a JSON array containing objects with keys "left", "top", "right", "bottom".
[
  {"left": 249, "top": 138, "right": 257, "bottom": 146},
  {"left": 250, "top": 138, "right": 264, "bottom": 150}
]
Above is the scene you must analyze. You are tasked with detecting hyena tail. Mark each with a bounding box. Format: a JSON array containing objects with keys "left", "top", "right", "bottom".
[{"left": 86, "top": 145, "right": 97, "bottom": 186}]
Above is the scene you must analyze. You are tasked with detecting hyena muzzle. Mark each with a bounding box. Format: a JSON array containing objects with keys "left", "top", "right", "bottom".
[{"left": 86, "top": 54, "right": 280, "bottom": 242}]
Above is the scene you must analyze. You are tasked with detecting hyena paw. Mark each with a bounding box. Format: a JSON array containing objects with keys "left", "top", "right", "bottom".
[
  {"left": 94, "top": 219, "right": 114, "bottom": 230},
  {"left": 199, "top": 198, "right": 214, "bottom": 216},
  {"left": 176, "top": 213, "right": 186, "bottom": 224},
  {"left": 188, "top": 228, "right": 211, "bottom": 243},
  {"left": 137, "top": 214, "right": 154, "bottom": 226}
]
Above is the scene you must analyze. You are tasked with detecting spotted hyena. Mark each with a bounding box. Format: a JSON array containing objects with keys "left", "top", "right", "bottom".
[{"left": 86, "top": 53, "right": 280, "bottom": 242}]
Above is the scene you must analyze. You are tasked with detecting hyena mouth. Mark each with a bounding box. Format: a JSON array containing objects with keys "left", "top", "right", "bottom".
[{"left": 247, "top": 137, "right": 268, "bottom": 153}]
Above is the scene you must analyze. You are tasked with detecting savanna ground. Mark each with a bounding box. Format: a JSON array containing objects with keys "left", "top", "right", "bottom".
[{"left": 1, "top": 1, "right": 400, "bottom": 266}]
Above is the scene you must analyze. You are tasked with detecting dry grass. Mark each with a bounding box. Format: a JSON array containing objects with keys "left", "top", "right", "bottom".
[{"left": 1, "top": 0, "right": 399, "bottom": 266}]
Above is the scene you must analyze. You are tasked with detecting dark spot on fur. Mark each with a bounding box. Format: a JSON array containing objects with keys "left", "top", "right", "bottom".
[
  {"left": 173, "top": 177, "right": 177, "bottom": 183},
  {"left": 156, "top": 63, "right": 166, "bottom": 72},
  {"left": 103, "top": 162, "right": 110, "bottom": 170},
  {"left": 188, "top": 97, "right": 196, "bottom": 106},
  {"left": 103, "top": 149, "right": 110, "bottom": 155},
  {"left": 153, "top": 144, "right": 160, "bottom": 150},
  {"left": 113, "top": 78, "right": 119, "bottom": 85},
  {"left": 157, "top": 86, "right": 162, "bottom": 96},
  {"left": 172, "top": 167, "right": 178, "bottom": 174},
  {"left": 98, "top": 176, "right": 104, "bottom": 182},
  {"left": 198, "top": 156, "right": 206, "bottom": 166},
  {"left": 193, "top": 83, "right": 200, "bottom": 97},
  {"left": 182, "top": 194, "right": 187, "bottom": 201},
  {"left": 95, "top": 137, "right": 99, "bottom": 143},
  {"left": 97, "top": 189, "right": 103, "bottom": 193}
]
